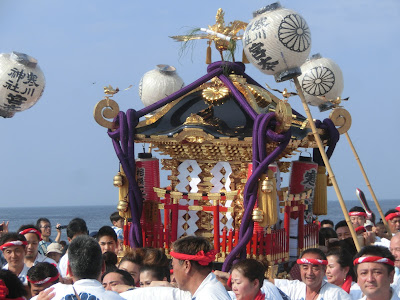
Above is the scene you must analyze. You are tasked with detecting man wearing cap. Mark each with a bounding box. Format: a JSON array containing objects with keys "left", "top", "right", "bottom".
[
  {"left": 18, "top": 225, "right": 57, "bottom": 268},
  {"left": 45, "top": 243, "right": 63, "bottom": 264},
  {"left": 273, "top": 248, "right": 351, "bottom": 300},
  {"left": 0, "top": 232, "right": 29, "bottom": 286},
  {"left": 354, "top": 245, "right": 399, "bottom": 300}
]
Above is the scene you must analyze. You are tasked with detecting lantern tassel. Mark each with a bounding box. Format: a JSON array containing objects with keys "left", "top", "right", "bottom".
[
  {"left": 206, "top": 42, "right": 212, "bottom": 64},
  {"left": 242, "top": 49, "right": 249, "bottom": 64}
]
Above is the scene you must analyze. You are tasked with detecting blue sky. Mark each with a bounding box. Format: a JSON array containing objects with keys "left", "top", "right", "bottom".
[{"left": 0, "top": 0, "right": 399, "bottom": 208}]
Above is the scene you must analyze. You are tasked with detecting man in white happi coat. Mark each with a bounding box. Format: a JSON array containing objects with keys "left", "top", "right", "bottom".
[
  {"left": 354, "top": 245, "right": 400, "bottom": 300},
  {"left": 121, "top": 235, "right": 230, "bottom": 300},
  {"left": 273, "top": 248, "right": 352, "bottom": 300},
  {"left": 32, "top": 235, "right": 123, "bottom": 300},
  {"left": 18, "top": 225, "right": 57, "bottom": 268},
  {"left": 0, "top": 232, "right": 30, "bottom": 286}
]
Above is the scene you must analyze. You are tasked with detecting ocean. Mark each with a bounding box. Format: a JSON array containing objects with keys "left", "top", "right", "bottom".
[{"left": 0, "top": 199, "right": 398, "bottom": 242}]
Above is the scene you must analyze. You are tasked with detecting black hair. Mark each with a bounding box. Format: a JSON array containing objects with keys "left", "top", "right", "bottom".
[
  {"left": 69, "top": 235, "right": 102, "bottom": 280},
  {"left": 354, "top": 245, "right": 395, "bottom": 275},
  {"left": 231, "top": 259, "right": 265, "bottom": 289},
  {"left": 300, "top": 248, "right": 327, "bottom": 260},
  {"left": 335, "top": 220, "right": 348, "bottom": 231},
  {"left": 328, "top": 238, "right": 357, "bottom": 257},
  {"left": 349, "top": 206, "right": 366, "bottom": 213},
  {"left": 0, "top": 269, "right": 27, "bottom": 298},
  {"left": 318, "top": 227, "right": 338, "bottom": 246},
  {"left": 36, "top": 218, "right": 51, "bottom": 228},
  {"left": 97, "top": 226, "right": 118, "bottom": 243},
  {"left": 140, "top": 264, "right": 167, "bottom": 281},
  {"left": 27, "top": 262, "right": 59, "bottom": 285},
  {"left": 110, "top": 212, "right": 123, "bottom": 223},
  {"left": 320, "top": 219, "right": 334, "bottom": 227},
  {"left": 326, "top": 248, "right": 356, "bottom": 281},
  {"left": 66, "top": 218, "right": 88, "bottom": 239},
  {"left": 385, "top": 209, "right": 399, "bottom": 217},
  {"left": 172, "top": 235, "right": 214, "bottom": 272},
  {"left": 0, "top": 232, "right": 26, "bottom": 246},
  {"left": 102, "top": 269, "right": 135, "bottom": 286},
  {"left": 103, "top": 251, "right": 118, "bottom": 273}
]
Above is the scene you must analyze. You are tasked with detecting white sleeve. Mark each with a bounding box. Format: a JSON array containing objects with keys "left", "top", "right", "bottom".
[{"left": 260, "top": 280, "right": 284, "bottom": 300}]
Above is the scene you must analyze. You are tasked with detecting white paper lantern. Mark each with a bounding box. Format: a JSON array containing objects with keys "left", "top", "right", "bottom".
[
  {"left": 139, "top": 64, "right": 184, "bottom": 109},
  {"left": 0, "top": 52, "right": 45, "bottom": 118},
  {"left": 298, "top": 53, "right": 344, "bottom": 111},
  {"left": 243, "top": 2, "right": 311, "bottom": 82}
]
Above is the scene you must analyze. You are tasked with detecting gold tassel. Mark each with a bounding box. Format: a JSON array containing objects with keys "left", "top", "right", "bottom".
[
  {"left": 206, "top": 42, "right": 212, "bottom": 64},
  {"left": 257, "top": 169, "right": 278, "bottom": 227},
  {"left": 242, "top": 49, "right": 250, "bottom": 64},
  {"left": 313, "top": 166, "right": 327, "bottom": 215}
]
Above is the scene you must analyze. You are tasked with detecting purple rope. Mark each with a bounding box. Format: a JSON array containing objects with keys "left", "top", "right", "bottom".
[
  {"left": 137, "top": 68, "right": 223, "bottom": 118},
  {"left": 313, "top": 118, "right": 340, "bottom": 164},
  {"left": 218, "top": 74, "right": 257, "bottom": 120},
  {"left": 222, "top": 113, "right": 291, "bottom": 271}
]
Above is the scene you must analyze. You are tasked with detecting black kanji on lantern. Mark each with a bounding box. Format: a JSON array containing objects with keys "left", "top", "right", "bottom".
[
  {"left": 8, "top": 68, "right": 26, "bottom": 83},
  {"left": 248, "top": 42, "right": 267, "bottom": 60},
  {"left": 3, "top": 80, "right": 21, "bottom": 93},
  {"left": 301, "top": 169, "right": 317, "bottom": 189},
  {"left": 4, "top": 93, "right": 27, "bottom": 109},
  {"left": 248, "top": 42, "right": 279, "bottom": 71},
  {"left": 257, "top": 57, "right": 279, "bottom": 71},
  {"left": 23, "top": 72, "right": 39, "bottom": 87}
]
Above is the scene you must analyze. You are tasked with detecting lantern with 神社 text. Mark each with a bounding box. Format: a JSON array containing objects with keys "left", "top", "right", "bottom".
[
  {"left": 0, "top": 52, "right": 45, "bottom": 118},
  {"left": 298, "top": 53, "right": 344, "bottom": 111},
  {"left": 139, "top": 64, "right": 184, "bottom": 110},
  {"left": 243, "top": 2, "right": 311, "bottom": 82}
]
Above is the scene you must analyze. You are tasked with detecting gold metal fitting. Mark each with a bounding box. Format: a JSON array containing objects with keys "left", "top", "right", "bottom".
[
  {"left": 113, "top": 172, "right": 123, "bottom": 187},
  {"left": 117, "top": 200, "right": 128, "bottom": 212},
  {"left": 261, "top": 177, "right": 273, "bottom": 193},
  {"left": 252, "top": 208, "right": 264, "bottom": 222}
]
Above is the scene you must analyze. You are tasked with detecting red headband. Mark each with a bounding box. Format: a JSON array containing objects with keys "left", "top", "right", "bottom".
[
  {"left": 170, "top": 249, "right": 217, "bottom": 266},
  {"left": 354, "top": 256, "right": 394, "bottom": 267},
  {"left": 0, "top": 240, "right": 27, "bottom": 251},
  {"left": 297, "top": 258, "right": 328, "bottom": 265},
  {"left": 396, "top": 206, "right": 400, "bottom": 212},
  {"left": 355, "top": 226, "right": 366, "bottom": 233},
  {"left": 385, "top": 212, "right": 400, "bottom": 221},
  {"left": 19, "top": 228, "right": 42, "bottom": 240},
  {"left": 349, "top": 212, "right": 367, "bottom": 218},
  {"left": 27, "top": 274, "right": 59, "bottom": 285}
]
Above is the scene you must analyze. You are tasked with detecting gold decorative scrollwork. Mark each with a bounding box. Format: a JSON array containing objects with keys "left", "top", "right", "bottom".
[
  {"left": 275, "top": 100, "right": 292, "bottom": 133},
  {"left": 93, "top": 98, "right": 120, "bottom": 129},
  {"left": 329, "top": 108, "right": 352, "bottom": 134}
]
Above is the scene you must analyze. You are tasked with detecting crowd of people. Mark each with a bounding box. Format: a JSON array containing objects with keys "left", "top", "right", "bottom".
[{"left": 0, "top": 206, "right": 399, "bottom": 300}]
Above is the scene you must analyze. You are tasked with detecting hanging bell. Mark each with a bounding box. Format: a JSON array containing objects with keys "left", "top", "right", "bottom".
[{"left": 113, "top": 172, "right": 124, "bottom": 187}]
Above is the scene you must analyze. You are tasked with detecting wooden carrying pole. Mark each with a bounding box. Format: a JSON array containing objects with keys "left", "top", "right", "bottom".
[
  {"left": 344, "top": 132, "right": 392, "bottom": 235},
  {"left": 293, "top": 77, "right": 361, "bottom": 251}
]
